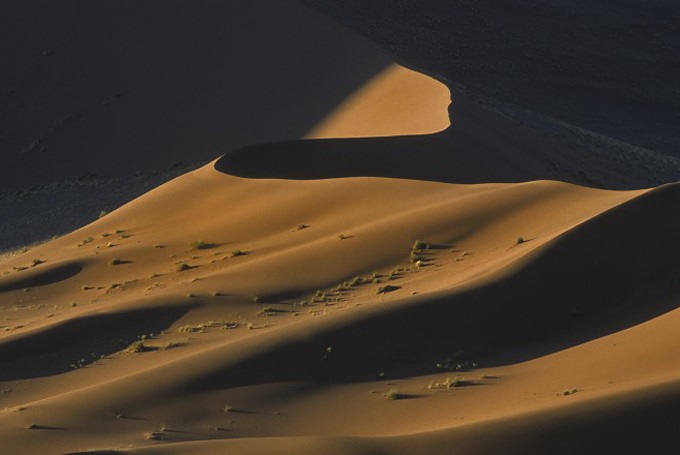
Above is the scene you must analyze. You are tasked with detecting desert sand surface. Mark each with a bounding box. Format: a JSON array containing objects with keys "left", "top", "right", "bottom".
[{"left": 2, "top": 2, "right": 680, "bottom": 455}]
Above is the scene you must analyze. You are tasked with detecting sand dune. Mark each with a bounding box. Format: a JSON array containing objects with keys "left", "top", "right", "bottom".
[
  {"left": 2, "top": 2, "right": 680, "bottom": 454},
  {"left": 306, "top": 0, "right": 680, "bottom": 163},
  {"left": 0, "top": 0, "right": 454, "bottom": 253},
  {"left": 2, "top": 156, "right": 679, "bottom": 453},
  {"left": 306, "top": 64, "right": 450, "bottom": 138},
  {"left": 0, "top": 0, "right": 385, "bottom": 189}
]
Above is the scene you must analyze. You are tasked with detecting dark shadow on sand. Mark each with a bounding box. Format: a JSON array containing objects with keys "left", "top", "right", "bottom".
[{"left": 0, "top": 304, "right": 194, "bottom": 381}]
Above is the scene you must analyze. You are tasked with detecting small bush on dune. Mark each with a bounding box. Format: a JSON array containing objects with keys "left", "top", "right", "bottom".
[
  {"left": 78, "top": 237, "right": 94, "bottom": 247},
  {"left": 190, "top": 240, "right": 212, "bottom": 250},
  {"left": 384, "top": 389, "right": 402, "bottom": 400},
  {"left": 444, "top": 376, "right": 463, "bottom": 388},
  {"left": 412, "top": 239, "right": 429, "bottom": 250},
  {"left": 126, "top": 341, "right": 145, "bottom": 353},
  {"left": 559, "top": 388, "right": 579, "bottom": 396}
]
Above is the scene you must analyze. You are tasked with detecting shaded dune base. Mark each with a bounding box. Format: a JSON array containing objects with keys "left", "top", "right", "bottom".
[
  {"left": 0, "top": 262, "right": 82, "bottom": 293},
  {"left": 0, "top": 159, "right": 679, "bottom": 453},
  {"left": 0, "top": 304, "right": 192, "bottom": 381},
  {"left": 218, "top": 94, "right": 663, "bottom": 189},
  {"left": 82, "top": 379, "right": 680, "bottom": 455}
]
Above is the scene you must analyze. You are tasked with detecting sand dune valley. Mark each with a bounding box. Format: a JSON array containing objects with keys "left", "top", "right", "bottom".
[{"left": 2, "top": 1, "right": 680, "bottom": 454}]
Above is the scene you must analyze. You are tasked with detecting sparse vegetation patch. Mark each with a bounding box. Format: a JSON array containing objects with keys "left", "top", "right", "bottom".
[
  {"left": 176, "top": 262, "right": 192, "bottom": 272},
  {"left": 258, "top": 307, "right": 288, "bottom": 316},
  {"left": 179, "top": 321, "right": 239, "bottom": 332},
  {"left": 126, "top": 340, "right": 145, "bottom": 353}
]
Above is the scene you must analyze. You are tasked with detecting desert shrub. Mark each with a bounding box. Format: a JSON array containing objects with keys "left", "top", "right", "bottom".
[
  {"left": 78, "top": 237, "right": 94, "bottom": 247},
  {"left": 444, "top": 376, "right": 463, "bottom": 388},
  {"left": 349, "top": 276, "right": 364, "bottom": 286},
  {"left": 560, "top": 388, "right": 579, "bottom": 396},
  {"left": 384, "top": 389, "right": 402, "bottom": 400},
  {"left": 191, "top": 240, "right": 210, "bottom": 250},
  {"left": 126, "top": 341, "right": 145, "bottom": 353},
  {"left": 413, "top": 239, "right": 429, "bottom": 250},
  {"left": 258, "top": 307, "right": 285, "bottom": 316}
]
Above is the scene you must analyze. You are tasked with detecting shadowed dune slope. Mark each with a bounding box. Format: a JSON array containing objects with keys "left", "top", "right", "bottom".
[
  {"left": 74, "top": 378, "right": 680, "bottom": 455},
  {"left": 0, "top": 0, "right": 399, "bottom": 189}
]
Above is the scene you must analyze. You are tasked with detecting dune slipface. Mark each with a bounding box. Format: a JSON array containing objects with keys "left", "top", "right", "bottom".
[{"left": 2, "top": 3, "right": 680, "bottom": 455}]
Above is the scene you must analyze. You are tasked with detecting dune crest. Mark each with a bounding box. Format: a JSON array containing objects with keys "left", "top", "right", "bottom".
[{"left": 306, "top": 64, "right": 451, "bottom": 138}]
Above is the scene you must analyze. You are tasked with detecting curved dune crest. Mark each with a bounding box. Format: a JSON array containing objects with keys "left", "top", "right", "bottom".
[{"left": 305, "top": 64, "right": 451, "bottom": 138}]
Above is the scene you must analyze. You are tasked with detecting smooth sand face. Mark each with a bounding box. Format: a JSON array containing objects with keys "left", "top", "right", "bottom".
[
  {"left": 306, "top": 64, "right": 451, "bottom": 138},
  {"left": 1, "top": 3, "right": 680, "bottom": 455},
  {"left": 4, "top": 158, "right": 678, "bottom": 454}
]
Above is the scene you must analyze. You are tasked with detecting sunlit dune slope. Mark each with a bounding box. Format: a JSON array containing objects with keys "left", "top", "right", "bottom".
[
  {"left": 1, "top": 155, "right": 679, "bottom": 453},
  {"left": 306, "top": 64, "right": 450, "bottom": 138}
]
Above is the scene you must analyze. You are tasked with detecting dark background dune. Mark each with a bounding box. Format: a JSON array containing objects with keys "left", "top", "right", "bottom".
[
  {"left": 0, "top": 0, "right": 391, "bottom": 252},
  {"left": 304, "top": 0, "right": 680, "bottom": 161},
  {"left": 0, "top": 0, "right": 389, "bottom": 189}
]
